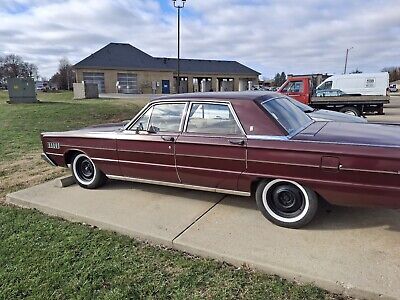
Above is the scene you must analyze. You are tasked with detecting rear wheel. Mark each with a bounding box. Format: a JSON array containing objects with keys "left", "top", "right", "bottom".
[
  {"left": 255, "top": 179, "right": 318, "bottom": 228},
  {"left": 71, "top": 153, "right": 107, "bottom": 189},
  {"left": 339, "top": 106, "right": 360, "bottom": 117}
]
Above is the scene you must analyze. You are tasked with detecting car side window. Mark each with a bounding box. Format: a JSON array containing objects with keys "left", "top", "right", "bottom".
[
  {"left": 319, "top": 81, "right": 332, "bottom": 90},
  {"left": 131, "top": 103, "right": 185, "bottom": 133},
  {"left": 148, "top": 103, "right": 186, "bottom": 132},
  {"left": 282, "top": 81, "right": 303, "bottom": 93},
  {"left": 289, "top": 81, "right": 303, "bottom": 92},
  {"left": 186, "top": 103, "right": 242, "bottom": 135},
  {"left": 132, "top": 107, "right": 152, "bottom": 132}
]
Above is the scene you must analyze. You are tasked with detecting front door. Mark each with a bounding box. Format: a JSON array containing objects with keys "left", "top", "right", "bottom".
[
  {"left": 175, "top": 102, "right": 247, "bottom": 192},
  {"left": 117, "top": 102, "right": 186, "bottom": 183},
  {"left": 280, "top": 80, "right": 307, "bottom": 103},
  {"left": 162, "top": 80, "right": 170, "bottom": 94}
]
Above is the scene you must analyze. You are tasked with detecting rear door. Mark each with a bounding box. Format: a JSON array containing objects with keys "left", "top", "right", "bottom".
[
  {"left": 175, "top": 102, "right": 247, "bottom": 192},
  {"left": 117, "top": 102, "right": 187, "bottom": 183}
]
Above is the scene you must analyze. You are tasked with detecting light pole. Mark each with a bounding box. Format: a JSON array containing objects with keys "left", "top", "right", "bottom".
[
  {"left": 343, "top": 47, "right": 354, "bottom": 74},
  {"left": 172, "top": 0, "right": 186, "bottom": 93}
]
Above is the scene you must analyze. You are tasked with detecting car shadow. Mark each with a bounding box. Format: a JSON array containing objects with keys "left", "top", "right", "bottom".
[
  {"left": 102, "top": 180, "right": 223, "bottom": 204},
  {"left": 308, "top": 201, "right": 400, "bottom": 232},
  {"left": 98, "top": 180, "right": 400, "bottom": 232}
]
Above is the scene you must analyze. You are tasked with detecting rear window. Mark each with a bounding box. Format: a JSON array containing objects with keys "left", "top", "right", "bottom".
[{"left": 262, "top": 97, "right": 312, "bottom": 135}]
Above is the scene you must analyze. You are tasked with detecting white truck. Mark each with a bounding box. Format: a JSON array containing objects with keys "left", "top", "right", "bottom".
[
  {"left": 278, "top": 73, "right": 390, "bottom": 116},
  {"left": 316, "top": 72, "right": 389, "bottom": 96}
]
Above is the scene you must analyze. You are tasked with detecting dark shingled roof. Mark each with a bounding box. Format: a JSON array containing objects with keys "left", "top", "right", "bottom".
[{"left": 74, "top": 43, "right": 260, "bottom": 76}]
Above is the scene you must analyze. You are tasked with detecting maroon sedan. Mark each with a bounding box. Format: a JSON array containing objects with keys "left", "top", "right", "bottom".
[{"left": 41, "top": 92, "right": 400, "bottom": 228}]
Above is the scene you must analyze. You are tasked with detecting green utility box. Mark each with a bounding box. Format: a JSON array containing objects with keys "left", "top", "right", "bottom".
[{"left": 7, "top": 78, "right": 37, "bottom": 103}]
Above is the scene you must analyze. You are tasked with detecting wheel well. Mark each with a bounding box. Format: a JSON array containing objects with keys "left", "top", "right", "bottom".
[
  {"left": 250, "top": 177, "right": 267, "bottom": 196},
  {"left": 64, "top": 150, "right": 84, "bottom": 165}
]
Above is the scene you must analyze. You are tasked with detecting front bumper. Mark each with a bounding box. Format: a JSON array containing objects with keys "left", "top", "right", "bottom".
[{"left": 41, "top": 153, "right": 57, "bottom": 166}]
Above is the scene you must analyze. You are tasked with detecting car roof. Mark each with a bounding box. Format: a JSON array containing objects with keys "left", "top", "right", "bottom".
[{"left": 151, "top": 91, "right": 282, "bottom": 103}]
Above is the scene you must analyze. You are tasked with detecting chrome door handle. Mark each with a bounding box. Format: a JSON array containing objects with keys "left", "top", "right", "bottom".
[
  {"left": 161, "top": 136, "right": 175, "bottom": 142},
  {"left": 229, "top": 139, "right": 245, "bottom": 146}
]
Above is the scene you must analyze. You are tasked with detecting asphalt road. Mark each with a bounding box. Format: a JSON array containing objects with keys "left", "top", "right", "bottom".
[{"left": 367, "top": 95, "right": 400, "bottom": 123}]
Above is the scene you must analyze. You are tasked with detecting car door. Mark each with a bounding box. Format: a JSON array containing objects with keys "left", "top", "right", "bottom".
[
  {"left": 175, "top": 101, "right": 247, "bottom": 192},
  {"left": 117, "top": 102, "right": 187, "bottom": 183},
  {"left": 281, "top": 80, "right": 307, "bottom": 104}
]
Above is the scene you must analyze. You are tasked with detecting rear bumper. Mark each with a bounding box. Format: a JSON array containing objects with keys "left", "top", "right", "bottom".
[{"left": 41, "top": 153, "right": 57, "bottom": 166}]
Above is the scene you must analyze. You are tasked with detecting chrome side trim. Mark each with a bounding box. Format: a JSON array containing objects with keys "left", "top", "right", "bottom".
[
  {"left": 106, "top": 175, "right": 251, "bottom": 196},
  {"left": 247, "top": 135, "right": 288, "bottom": 141},
  {"left": 46, "top": 152, "right": 64, "bottom": 156},
  {"left": 91, "top": 157, "right": 119, "bottom": 163},
  {"left": 289, "top": 139, "right": 400, "bottom": 149},
  {"left": 247, "top": 159, "right": 319, "bottom": 169},
  {"left": 41, "top": 153, "right": 57, "bottom": 166},
  {"left": 339, "top": 167, "right": 400, "bottom": 175},
  {"left": 244, "top": 172, "right": 400, "bottom": 191},
  {"left": 177, "top": 165, "right": 242, "bottom": 174},
  {"left": 60, "top": 144, "right": 115, "bottom": 151},
  {"left": 117, "top": 149, "right": 172, "bottom": 156},
  {"left": 176, "top": 153, "right": 244, "bottom": 161}
]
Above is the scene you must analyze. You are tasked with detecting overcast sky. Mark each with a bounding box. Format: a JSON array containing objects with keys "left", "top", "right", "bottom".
[{"left": 1, "top": 0, "right": 399, "bottom": 79}]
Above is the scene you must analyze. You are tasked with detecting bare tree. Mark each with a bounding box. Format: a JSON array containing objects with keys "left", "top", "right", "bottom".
[
  {"left": 50, "top": 58, "right": 75, "bottom": 90},
  {"left": 382, "top": 66, "right": 400, "bottom": 82},
  {"left": 0, "top": 54, "right": 38, "bottom": 81}
]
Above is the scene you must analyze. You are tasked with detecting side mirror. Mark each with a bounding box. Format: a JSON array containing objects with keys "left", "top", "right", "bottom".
[
  {"left": 135, "top": 122, "right": 144, "bottom": 134},
  {"left": 147, "top": 125, "right": 159, "bottom": 134}
]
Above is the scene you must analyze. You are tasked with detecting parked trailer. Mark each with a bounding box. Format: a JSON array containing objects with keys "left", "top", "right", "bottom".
[{"left": 278, "top": 75, "right": 390, "bottom": 116}]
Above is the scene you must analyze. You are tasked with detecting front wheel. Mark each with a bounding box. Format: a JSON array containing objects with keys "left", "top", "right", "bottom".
[
  {"left": 71, "top": 153, "right": 107, "bottom": 189},
  {"left": 255, "top": 179, "right": 318, "bottom": 228}
]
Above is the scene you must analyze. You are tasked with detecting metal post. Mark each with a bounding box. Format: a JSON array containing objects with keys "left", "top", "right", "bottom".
[
  {"left": 173, "top": 0, "right": 186, "bottom": 94},
  {"left": 177, "top": 7, "right": 180, "bottom": 93},
  {"left": 344, "top": 47, "right": 353, "bottom": 74}
]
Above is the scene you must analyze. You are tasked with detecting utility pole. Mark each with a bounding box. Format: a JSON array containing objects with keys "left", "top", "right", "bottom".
[
  {"left": 344, "top": 47, "right": 354, "bottom": 74},
  {"left": 172, "top": 0, "right": 186, "bottom": 93}
]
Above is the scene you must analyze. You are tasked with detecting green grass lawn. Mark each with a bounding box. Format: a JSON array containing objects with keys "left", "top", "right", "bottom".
[
  {"left": 0, "top": 91, "right": 145, "bottom": 162},
  {"left": 0, "top": 90, "right": 346, "bottom": 299},
  {"left": 0, "top": 205, "right": 342, "bottom": 300}
]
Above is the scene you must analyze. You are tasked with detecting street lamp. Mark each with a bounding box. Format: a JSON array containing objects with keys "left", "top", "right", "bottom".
[
  {"left": 343, "top": 47, "right": 354, "bottom": 74},
  {"left": 172, "top": 0, "right": 186, "bottom": 93}
]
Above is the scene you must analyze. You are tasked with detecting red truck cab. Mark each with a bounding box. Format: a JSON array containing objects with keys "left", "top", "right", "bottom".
[{"left": 277, "top": 76, "right": 311, "bottom": 104}]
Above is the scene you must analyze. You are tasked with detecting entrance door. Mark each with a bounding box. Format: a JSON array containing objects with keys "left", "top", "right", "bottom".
[
  {"left": 175, "top": 102, "right": 247, "bottom": 191},
  {"left": 162, "top": 80, "right": 170, "bottom": 94},
  {"left": 117, "top": 102, "right": 186, "bottom": 183}
]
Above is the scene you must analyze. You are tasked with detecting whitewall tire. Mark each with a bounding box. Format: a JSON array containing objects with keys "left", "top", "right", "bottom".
[
  {"left": 255, "top": 179, "right": 318, "bottom": 228},
  {"left": 71, "top": 153, "right": 106, "bottom": 189}
]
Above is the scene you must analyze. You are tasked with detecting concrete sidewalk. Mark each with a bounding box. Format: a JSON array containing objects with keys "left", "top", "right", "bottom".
[{"left": 7, "top": 179, "right": 400, "bottom": 300}]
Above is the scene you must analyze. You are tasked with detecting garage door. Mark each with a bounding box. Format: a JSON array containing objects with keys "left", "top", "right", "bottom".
[
  {"left": 83, "top": 72, "right": 105, "bottom": 93},
  {"left": 117, "top": 73, "right": 138, "bottom": 94}
]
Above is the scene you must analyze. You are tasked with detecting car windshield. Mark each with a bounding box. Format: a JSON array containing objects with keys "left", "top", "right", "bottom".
[{"left": 262, "top": 97, "right": 313, "bottom": 135}]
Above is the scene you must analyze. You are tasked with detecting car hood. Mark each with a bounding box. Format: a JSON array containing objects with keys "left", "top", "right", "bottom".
[
  {"left": 308, "top": 109, "right": 367, "bottom": 123},
  {"left": 42, "top": 121, "right": 128, "bottom": 136},
  {"left": 295, "top": 122, "right": 400, "bottom": 148}
]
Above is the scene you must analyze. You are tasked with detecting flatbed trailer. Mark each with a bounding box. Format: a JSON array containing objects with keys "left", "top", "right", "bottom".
[
  {"left": 278, "top": 76, "right": 390, "bottom": 116},
  {"left": 310, "top": 95, "right": 390, "bottom": 115}
]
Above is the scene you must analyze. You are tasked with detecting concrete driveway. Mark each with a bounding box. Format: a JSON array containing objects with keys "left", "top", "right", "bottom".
[{"left": 7, "top": 179, "right": 400, "bottom": 300}]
